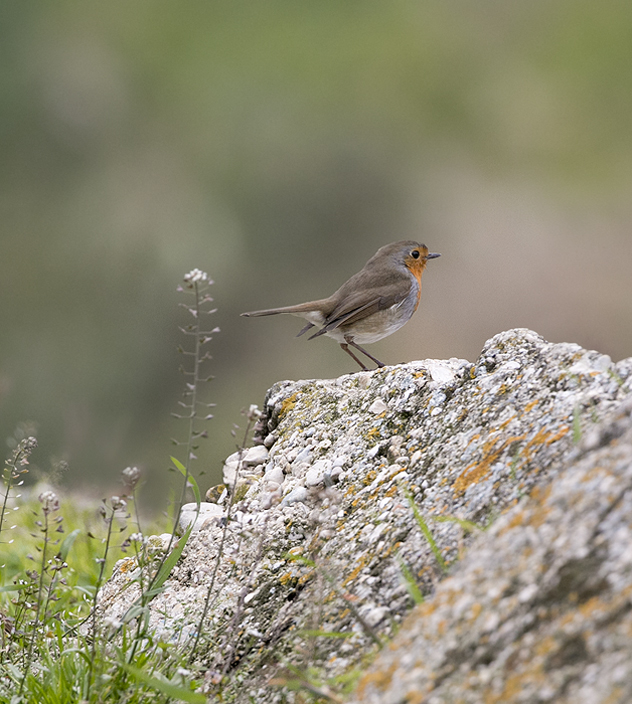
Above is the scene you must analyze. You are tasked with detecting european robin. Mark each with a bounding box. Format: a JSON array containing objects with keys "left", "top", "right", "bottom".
[{"left": 242, "top": 241, "right": 440, "bottom": 370}]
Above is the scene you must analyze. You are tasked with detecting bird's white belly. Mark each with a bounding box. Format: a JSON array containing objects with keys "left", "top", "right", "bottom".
[{"left": 326, "top": 299, "right": 415, "bottom": 344}]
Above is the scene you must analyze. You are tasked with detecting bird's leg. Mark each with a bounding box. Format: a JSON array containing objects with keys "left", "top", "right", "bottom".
[
  {"left": 345, "top": 337, "right": 385, "bottom": 368},
  {"left": 340, "top": 343, "right": 369, "bottom": 371}
]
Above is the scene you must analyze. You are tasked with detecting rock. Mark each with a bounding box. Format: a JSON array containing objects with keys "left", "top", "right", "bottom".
[
  {"left": 305, "top": 458, "right": 332, "bottom": 487},
  {"left": 222, "top": 451, "right": 241, "bottom": 487},
  {"left": 352, "top": 396, "right": 632, "bottom": 704},
  {"left": 243, "top": 445, "right": 269, "bottom": 466},
  {"left": 96, "top": 329, "right": 632, "bottom": 704},
  {"left": 263, "top": 432, "right": 277, "bottom": 448},
  {"left": 204, "top": 484, "right": 227, "bottom": 504},
  {"left": 222, "top": 446, "right": 268, "bottom": 487},
  {"left": 368, "top": 398, "right": 389, "bottom": 414},
  {"left": 280, "top": 486, "right": 308, "bottom": 506},
  {"left": 262, "top": 463, "right": 284, "bottom": 486},
  {"left": 178, "top": 502, "right": 224, "bottom": 534},
  {"left": 425, "top": 359, "right": 458, "bottom": 383}
]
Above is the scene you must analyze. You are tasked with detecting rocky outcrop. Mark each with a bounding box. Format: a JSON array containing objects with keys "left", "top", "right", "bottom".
[
  {"left": 353, "top": 396, "right": 632, "bottom": 704},
  {"left": 99, "top": 329, "right": 632, "bottom": 703}
]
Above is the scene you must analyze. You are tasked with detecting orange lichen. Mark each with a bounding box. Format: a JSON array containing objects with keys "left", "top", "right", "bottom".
[
  {"left": 355, "top": 661, "right": 399, "bottom": 695},
  {"left": 278, "top": 572, "right": 297, "bottom": 586},
  {"left": 278, "top": 393, "right": 299, "bottom": 417},
  {"left": 453, "top": 434, "right": 526, "bottom": 496},
  {"left": 117, "top": 557, "right": 137, "bottom": 574},
  {"left": 603, "top": 688, "right": 625, "bottom": 704},
  {"left": 342, "top": 557, "right": 367, "bottom": 587},
  {"left": 467, "top": 433, "right": 481, "bottom": 447},
  {"left": 484, "top": 661, "right": 549, "bottom": 704},
  {"left": 498, "top": 415, "right": 517, "bottom": 430},
  {"left": 523, "top": 485, "right": 553, "bottom": 528},
  {"left": 534, "top": 634, "right": 558, "bottom": 658},
  {"left": 497, "top": 424, "right": 572, "bottom": 479},
  {"left": 519, "top": 426, "right": 570, "bottom": 465},
  {"left": 298, "top": 571, "right": 314, "bottom": 586},
  {"left": 362, "top": 469, "right": 378, "bottom": 486},
  {"left": 417, "top": 565, "right": 434, "bottom": 579},
  {"left": 404, "top": 690, "right": 429, "bottom": 704},
  {"left": 469, "top": 602, "right": 483, "bottom": 622},
  {"left": 324, "top": 590, "right": 337, "bottom": 604},
  {"left": 365, "top": 428, "right": 381, "bottom": 443}
]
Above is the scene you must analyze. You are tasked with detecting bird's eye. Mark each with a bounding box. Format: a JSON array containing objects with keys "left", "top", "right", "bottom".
[{"left": 411, "top": 249, "right": 420, "bottom": 259}]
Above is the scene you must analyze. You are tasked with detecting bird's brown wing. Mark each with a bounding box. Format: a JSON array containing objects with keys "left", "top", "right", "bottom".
[{"left": 309, "top": 280, "right": 411, "bottom": 339}]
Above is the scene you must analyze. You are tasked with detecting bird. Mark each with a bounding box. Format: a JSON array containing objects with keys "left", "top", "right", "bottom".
[{"left": 241, "top": 241, "right": 440, "bottom": 370}]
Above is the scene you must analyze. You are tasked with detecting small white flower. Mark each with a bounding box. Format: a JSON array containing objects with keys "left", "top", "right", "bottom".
[
  {"left": 38, "top": 491, "right": 60, "bottom": 511},
  {"left": 247, "top": 404, "right": 262, "bottom": 422},
  {"left": 184, "top": 268, "right": 209, "bottom": 284},
  {"left": 111, "top": 496, "right": 127, "bottom": 511},
  {"left": 122, "top": 466, "right": 141, "bottom": 486}
]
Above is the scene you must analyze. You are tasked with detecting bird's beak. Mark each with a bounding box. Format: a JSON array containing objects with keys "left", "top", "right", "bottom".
[{"left": 426, "top": 252, "right": 441, "bottom": 260}]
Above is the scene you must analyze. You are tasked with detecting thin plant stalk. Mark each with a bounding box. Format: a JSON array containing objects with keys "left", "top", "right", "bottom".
[
  {"left": 167, "top": 279, "right": 203, "bottom": 556},
  {"left": 19, "top": 492, "right": 57, "bottom": 695},
  {"left": 86, "top": 496, "right": 124, "bottom": 699},
  {"left": 188, "top": 414, "right": 256, "bottom": 665},
  {"left": 146, "top": 271, "right": 216, "bottom": 597},
  {"left": 122, "top": 271, "right": 216, "bottom": 669},
  {"left": 0, "top": 437, "right": 36, "bottom": 540}
]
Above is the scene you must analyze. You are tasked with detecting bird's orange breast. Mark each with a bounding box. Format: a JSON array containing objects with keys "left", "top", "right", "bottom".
[
  {"left": 403, "top": 255, "right": 426, "bottom": 283},
  {"left": 403, "top": 256, "right": 425, "bottom": 311}
]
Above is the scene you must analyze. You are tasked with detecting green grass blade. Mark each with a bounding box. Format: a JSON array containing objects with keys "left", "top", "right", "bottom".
[
  {"left": 572, "top": 405, "right": 582, "bottom": 444},
  {"left": 170, "top": 456, "right": 202, "bottom": 507},
  {"left": 58, "top": 528, "right": 81, "bottom": 562},
  {"left": 285, "top": 554, "right": 316, "bottom": 567},
  {"left": 0, "top": 583, "right": 28, "bottom": 593},
  {"left": 432, "top": 515, "right": 484, "bottom": 533},
  {"left": 299, "top": 630, "right": 352, "bottom": 638},
  {"left": 144, "top": 456, "right": 202, "bottom": 597},
  {"left": 149, "top": 522, "right": 195, "bottom": 598},
  {"left": 122, "top": 663, "right": 206, "bottom": 703},
  {"left": 404, "top": 488, "right": 447, "bottom": 572},
  {"left": 395, "top": 553, "right": 424, "bottom": 604}
]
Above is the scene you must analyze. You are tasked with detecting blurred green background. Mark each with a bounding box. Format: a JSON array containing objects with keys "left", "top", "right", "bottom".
[{"left": 1, "top": 0, "right": 631, "bottom": 509}]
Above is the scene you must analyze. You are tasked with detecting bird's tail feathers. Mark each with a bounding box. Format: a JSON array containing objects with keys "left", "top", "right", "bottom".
[{"left": 241, "top": 300, "right": 326, "bottom": 318}]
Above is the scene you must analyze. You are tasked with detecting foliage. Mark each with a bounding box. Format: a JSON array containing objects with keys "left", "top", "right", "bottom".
[{"left": 0, "top": 271, "right": 219, "bottom": 703}]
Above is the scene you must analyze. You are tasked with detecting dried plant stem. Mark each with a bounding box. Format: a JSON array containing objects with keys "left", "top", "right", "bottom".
[
  {"left": 0, "top": 437, "right": 35, "bottom": 539},
  {"left": 144, "top": 274, "right": 216, "bottom": 601},
  {"left": 187, "top": 416, "right": 255, "bottom": 666},
  {"left": 19, "top": 503, "right": 50, "bottom": 694},
  {"left": 86, "top": 503, "right": 118, "bottom": 697},
  {"left": 168, "top": 281, "right": 203, "bottom": 557}
]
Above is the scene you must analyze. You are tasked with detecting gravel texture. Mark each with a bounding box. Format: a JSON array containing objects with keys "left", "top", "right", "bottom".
[{"left": 98, "top": 328, "right": 632, "bottom": 702}]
